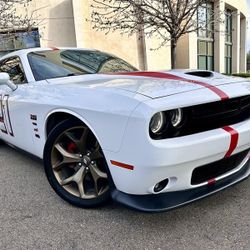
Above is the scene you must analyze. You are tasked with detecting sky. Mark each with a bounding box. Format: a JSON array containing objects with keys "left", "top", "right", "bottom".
[{"left": 248, "top": 0, "right": 250, "bottom": 50}]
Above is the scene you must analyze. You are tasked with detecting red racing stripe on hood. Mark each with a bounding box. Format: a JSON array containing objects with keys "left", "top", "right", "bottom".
[
  {"left": 222, "top": 126, "right": 239, "bottom": 158},
  {"left": 113, "top": 71, "right": 229, "bottom": 101}
]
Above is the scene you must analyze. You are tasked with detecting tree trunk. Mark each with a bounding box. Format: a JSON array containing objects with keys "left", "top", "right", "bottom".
[
  {"left": 136, "top": 28, "right": 148, "bottom": 71},
  {"left": 171, "top": 39, "right": 177, "bottom": 69}
]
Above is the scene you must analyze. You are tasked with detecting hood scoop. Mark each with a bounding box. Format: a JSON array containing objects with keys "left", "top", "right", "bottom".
[{"left": 185, "top": 71, "right": 214, "bottom": 78}]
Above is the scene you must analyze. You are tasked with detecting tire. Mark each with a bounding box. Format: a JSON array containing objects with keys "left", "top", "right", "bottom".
[{"left": 44, "top": 119, "right": 111, "bottom": 208}]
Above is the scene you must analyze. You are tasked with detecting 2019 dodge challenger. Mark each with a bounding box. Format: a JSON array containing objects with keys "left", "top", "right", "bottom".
[{"left": 0, "top": 47, "right": 249, "bottom": 212}]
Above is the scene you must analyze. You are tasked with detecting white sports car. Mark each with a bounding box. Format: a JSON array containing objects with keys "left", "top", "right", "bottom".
[{"left": 0, "top": 48, "right": 249, "bottom": 212}]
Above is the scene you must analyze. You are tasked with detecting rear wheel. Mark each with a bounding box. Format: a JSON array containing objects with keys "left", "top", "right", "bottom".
[{"left": 44, "top": 119, "right": 111, "bottom": 208}]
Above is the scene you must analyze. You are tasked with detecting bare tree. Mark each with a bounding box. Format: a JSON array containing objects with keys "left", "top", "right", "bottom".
[
  {"left": 90, "top": 0, "right": 224, "bottom": 69},
  {"left": 0, "top": 0, "right": 38, "bottom": 31}
]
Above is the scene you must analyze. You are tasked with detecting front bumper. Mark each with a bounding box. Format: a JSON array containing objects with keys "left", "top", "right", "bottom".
[
  {"left": 111, "top": 156, "right": 250, "bottom": 212},
  {"left": 105, "top": 118, "right": 250, "bottom": 195}
]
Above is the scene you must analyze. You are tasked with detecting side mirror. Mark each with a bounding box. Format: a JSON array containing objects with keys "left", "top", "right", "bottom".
[{"left": 0, "top": 73, "right": 17, "bottom": 91}]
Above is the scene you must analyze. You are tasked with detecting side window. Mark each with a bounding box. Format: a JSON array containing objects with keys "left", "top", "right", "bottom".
[{"left": 0, "top": 57, "right": 27, "bottom": 84}]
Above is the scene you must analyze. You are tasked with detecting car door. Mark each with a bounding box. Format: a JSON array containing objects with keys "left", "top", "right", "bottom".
[{"left": 0, "top": 56, "right": 35, "bottom": 154}]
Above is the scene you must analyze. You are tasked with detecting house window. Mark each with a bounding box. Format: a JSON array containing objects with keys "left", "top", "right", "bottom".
[
  {"left": 0, "top": 29, "right": 40, "bottom": 57},
  {"left": 225, "top": 11, "right": 232, "bottom": 74},
  {"left": 197, "top": 3, "right": 214, "bottom": 71}
]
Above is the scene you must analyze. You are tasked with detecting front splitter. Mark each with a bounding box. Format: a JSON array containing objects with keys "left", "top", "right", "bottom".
[{"left": 111, "top": 158, "right": 250, "bottom": 213}]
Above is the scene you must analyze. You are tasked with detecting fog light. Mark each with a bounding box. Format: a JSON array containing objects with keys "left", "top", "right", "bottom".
[{"left": 153, "top": 178, "right": 169, "bottom": 193}]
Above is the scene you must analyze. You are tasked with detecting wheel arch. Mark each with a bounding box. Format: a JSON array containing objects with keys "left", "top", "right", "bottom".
[
  {"left": 44, "top": 109, "right": 117, "bottom": 193},
  {"left": 44, "top": 109, "right": 102, "bottom": 146}
]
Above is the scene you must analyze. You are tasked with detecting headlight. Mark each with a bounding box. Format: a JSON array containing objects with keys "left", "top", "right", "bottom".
[
  {"left": 149, "top": 112, "right": 166, "bottom": 134},
  {"left": 149, "top": 109, "right": 184, "bottom": 139},
  {"left": 169, "top": 108, "right": 183, "bottom": 127}
]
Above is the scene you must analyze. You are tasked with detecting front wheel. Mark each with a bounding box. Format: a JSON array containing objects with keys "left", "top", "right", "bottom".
[{"left": 44, "top": 119, "right": 111, "bottom": 208}]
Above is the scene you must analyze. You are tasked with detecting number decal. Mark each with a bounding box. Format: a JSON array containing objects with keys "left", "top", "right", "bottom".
[{"left": 0, "top": 94, "right": 14, "bottom": 137}]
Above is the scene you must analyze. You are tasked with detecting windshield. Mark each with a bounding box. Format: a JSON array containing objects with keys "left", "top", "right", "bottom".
[{"left": 27, "top": 49, "right": 138, "bottom": 81}]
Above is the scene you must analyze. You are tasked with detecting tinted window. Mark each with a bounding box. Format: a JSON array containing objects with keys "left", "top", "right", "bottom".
[
  {"left": 0, "top": 57, "right": 27, "bottom": 84},
  {"left": 28, "top": 50, "right": 137, "bottom": 81}
]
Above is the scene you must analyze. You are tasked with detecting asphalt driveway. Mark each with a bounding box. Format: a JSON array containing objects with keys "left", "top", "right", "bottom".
[{"left": 0, "top": 144, "right": 249, "bottom": 250}]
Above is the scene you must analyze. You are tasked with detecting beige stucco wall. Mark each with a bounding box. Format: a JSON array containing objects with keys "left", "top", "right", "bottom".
[
  {"left": 240, "top": 15, "right": 247, "bottom": 72},
  {"left": 176, "top": 32, "right": 198, "bottom": 70},
  {"left": 214, "top": 0, "right": 226, "bottom": 73},
  {"left": 72, "top": 0, "right": 140, "bottom": 69},
  {"left": 22, "top": 0, "right": 77, "bottom": 47},
  {"left": 72, "top": 0, "right": 171, "bottom": 70},
  {"left": 144, "top": 38, "right": 171, "bottom": 71},
  {"left": 176, "top": 35, "right": 190, "bottom": 69},
  {"left": 21, "top": 0, "right": 171, "bottom": 70},
  {"left": 226, "top": 0, "right": 248, "bottom": 16},
  {"left": 16, "top": 0, "right": 248, "bottom": 73}
]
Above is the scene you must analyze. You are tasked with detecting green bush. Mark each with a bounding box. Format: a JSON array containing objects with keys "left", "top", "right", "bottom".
[{"left": 231, "top": 73, "right": 250, "bottom": 78}]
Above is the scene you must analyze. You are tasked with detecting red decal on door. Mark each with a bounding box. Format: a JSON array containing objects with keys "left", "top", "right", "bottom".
[
  {"left": 223, "top": 126, "right": 239, "bottom": 158},
  {"left": 0, "top": 95, "right": 14, "bottom": 137}
]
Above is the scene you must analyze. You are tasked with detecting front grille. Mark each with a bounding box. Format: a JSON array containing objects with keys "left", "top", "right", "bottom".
[
  {"left": 183, "top": 95, "right": 250, "bottom": 136},
  {"left": 191, "top": 150, "right": 249, "bottom": 185},
  {"left": 152, "top": 95, "right": 250, "bottom": 139}
]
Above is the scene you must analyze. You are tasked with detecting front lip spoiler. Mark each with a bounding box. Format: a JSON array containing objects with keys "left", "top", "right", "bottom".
[{"left": 111, "top": 158, "right": 250, "bottom": 213}]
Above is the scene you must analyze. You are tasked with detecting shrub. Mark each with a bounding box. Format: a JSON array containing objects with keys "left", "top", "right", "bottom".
[{"left": 231, "top": 73, "right": 250, "bottom": 78}]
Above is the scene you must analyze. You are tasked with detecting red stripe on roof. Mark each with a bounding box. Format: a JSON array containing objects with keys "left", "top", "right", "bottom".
[
  {"left": 50, "top": 47, "right": 60, "bottom": 51},
  {"left": 113, "top": 71, "right": 229, "bottom": 101},
  {"left": 223, "top": 126, "right": 239, "bottom": 158}
]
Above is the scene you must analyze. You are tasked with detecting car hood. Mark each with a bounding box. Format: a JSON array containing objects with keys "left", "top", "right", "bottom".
[{"left": 46, "top": 70, "right": 247, "bottom": 99}]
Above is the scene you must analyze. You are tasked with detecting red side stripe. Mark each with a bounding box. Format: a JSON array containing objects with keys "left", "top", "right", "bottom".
[
  {"left": 223, "top": 126, "right": 239, "bottom": 158},
  {"left": 113, "top": 72, "right": 229, "bottom": 101},
  {"left": 207, "top": 178, "right": 216, "bottom": 186},
  {"left": 110, "top": 160, "right": 134, "bottom": 170}
]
